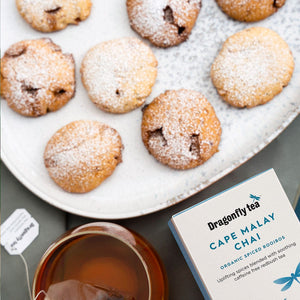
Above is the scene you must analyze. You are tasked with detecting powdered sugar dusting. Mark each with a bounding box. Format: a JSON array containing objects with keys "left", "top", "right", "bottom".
[
  {"left": 44, "top": 120, "right": 123, "bottom": 193},
  {"left": 81, "top": 37, "right": 157, "bottom": 113},
  {"left": 217, "top": 0, "right": 280, "bottom": 10},
  {"left": 16, "top": 0, "right": 92, "bottom": 32},
  {"left": 1, "top": 0, "right": 299, "bottom": 217},
  {"left": 1, "top": 38, "right": 75, "bottom": 116},
  {"left": 211, "top": 27, "right": 294, "bottom": 107},
  {"left": 127, "top": 0, "right": 201, "bottom": 47},
  {"left": 142, "top": 89, "right": 221, "bottom": 169},
  {"left": 129, "top": 0, "right": 168, "bottom": 37},
  {"left": 216, "top": 0, "right": 286, "bottom": 22}
]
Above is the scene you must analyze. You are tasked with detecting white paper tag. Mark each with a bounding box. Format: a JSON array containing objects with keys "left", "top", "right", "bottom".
[{"left": 1, "top": 209, "right": 39, "bottom": 255}]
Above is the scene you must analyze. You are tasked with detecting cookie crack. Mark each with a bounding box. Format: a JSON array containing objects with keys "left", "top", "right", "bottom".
[
  {"left": 163, "top": 6, "right": 186, "bottom": 35},
  {"left": 44, "top": 137, "right": 97, "bottom": 168}
]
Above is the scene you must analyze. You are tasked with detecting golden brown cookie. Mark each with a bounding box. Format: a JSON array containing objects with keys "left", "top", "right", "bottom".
[
  {"left": 211, "top": 27, "right": 294, "bottom": 108},
  {"left": 81, "top": 37, "right": 157, "bottom": 114},
  {"left": 215, "top": 0, "right": 286, "bottom": 22},
  {"left": 127, "top": 0, "right": 202, "bottom": 48},
  {"left": 1, "top": 38, "right": 75, "bottom": 117},
  {"left": 16, "top": 0, "right": 92, "bottom": 32},
  {"left": 141, "top": 89, "right": 221, "bottom": 170},
  {"left": 44, "top": 120, "right": 123, "bottom": 193}
]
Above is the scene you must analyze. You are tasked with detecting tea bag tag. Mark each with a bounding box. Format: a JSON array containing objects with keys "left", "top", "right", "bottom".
[{"left": 1, "top": 208, "right": 39, "bottom": 255}]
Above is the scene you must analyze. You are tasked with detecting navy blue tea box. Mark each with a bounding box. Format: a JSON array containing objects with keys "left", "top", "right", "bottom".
[{"left": 169, "top": 169, "right": 300, "bottom": 299}]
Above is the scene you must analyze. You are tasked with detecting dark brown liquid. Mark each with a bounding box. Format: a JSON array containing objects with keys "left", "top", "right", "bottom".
[{"left": 38, "top": 234, "right": 150, "bottom": 299}]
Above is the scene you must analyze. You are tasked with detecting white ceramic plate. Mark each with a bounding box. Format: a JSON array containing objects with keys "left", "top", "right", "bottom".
[{"left": 1, "top": 0, "right": 300, "bottom": 219}]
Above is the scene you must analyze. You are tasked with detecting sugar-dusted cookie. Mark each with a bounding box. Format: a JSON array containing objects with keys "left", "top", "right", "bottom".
[
  {"left": 127, "top": 0, "right": 202, "bottom": 48},
  {"left": 44, "top": 120, "right": 123, "bottom": 193},
  {"left": 215, "top": 0, "right": 286, "bottom": 22},
  {"left": 81, "top": 37, "right": 157, "bottom": 114},
  {"left": 16, "top": 0, "right": 92, "bottom": 32},
  {"left": 141, "top": 89, "right": 221, "bottom": 170},
  {"left": 1, "top": 38, "right": 75, "bottom": 117},
  {"left": 211, "top": 27, "right": 294, "bottom": 108}
]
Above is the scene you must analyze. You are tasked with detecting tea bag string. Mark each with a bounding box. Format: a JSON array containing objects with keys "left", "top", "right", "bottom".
[
  {"left": 34, "top": 290, "right": 48, "bottom": 300},
  {"left": 18, "top": 253, "right": 48, "bottom": 300}
]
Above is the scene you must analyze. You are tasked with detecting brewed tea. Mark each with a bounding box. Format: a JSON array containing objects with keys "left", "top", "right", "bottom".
[{"left": 36, "top": 234, "right": 149, "bottom": 299}]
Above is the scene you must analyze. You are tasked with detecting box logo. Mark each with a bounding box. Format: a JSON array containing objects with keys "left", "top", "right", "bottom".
[{"left": 273, "top": 262, "right": 300, "bottom": 291}]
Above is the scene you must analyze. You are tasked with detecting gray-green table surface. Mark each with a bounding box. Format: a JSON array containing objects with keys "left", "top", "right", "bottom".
[{"left": 1, "top": 116, "right": 300, "bottom": 300}]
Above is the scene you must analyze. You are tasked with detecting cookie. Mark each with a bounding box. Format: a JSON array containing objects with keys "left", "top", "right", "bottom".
[
  {"left": 215, "top": 0, "right": 286, "bottom": 22},
  {"left": 127, "top": 0, "right": 202, "bottom": 48},
  {"left": 1, "top": 38, "right": 75, "bottom": 117},
  {"left": 16, "top": 0, "right": 92, "bottom": 32},
  {"left": 44, "top": 120, "right": 123, "bottom": 193},
  {"left": 81, "top": 37, "right": 157, "bottom": 114},
  {"left": 211, "top": 27, "right": 294, "bottom": 108},
  {"left": 141, "top": 89, "right": 221, "bottom": 170}
]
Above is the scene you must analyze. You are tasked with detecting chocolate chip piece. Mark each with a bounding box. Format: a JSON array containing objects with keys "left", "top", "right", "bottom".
[
  {"left": 45, "top": 7, "right": 62, "bottom": 14},
  {"left": 148, "top": 127, "right": 167, "bottom": 146},
  {"left": 163, "top": 6, "right": 174, "bottom": 23},
  {"left": 163, "top": 5, "right": 186, "bottom": 36},
  {"left": 178, "top": 26, "right": 185, "bottom": 35},
  {"left": 44, "top": 157, "right": 57, "bottom": 168},
  {"left": 54, "top": 89, "right": 66, "bottom": 96},
  {"left": 273, "top": 0, "right": 285, "bottom": 8},
  {"left": 22, "top": 84, "right": 40, "bottom": 96},
  {"left": 114, "top": 155, "right": 122, "bottom": 164},
  {"left": 189, "top": 134, "right": 200, "bottom": 156}
]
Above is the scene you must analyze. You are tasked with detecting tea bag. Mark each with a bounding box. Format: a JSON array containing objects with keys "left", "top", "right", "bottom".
[{"left": 44, "top": 279, "right": 134, "bottom": 300}]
